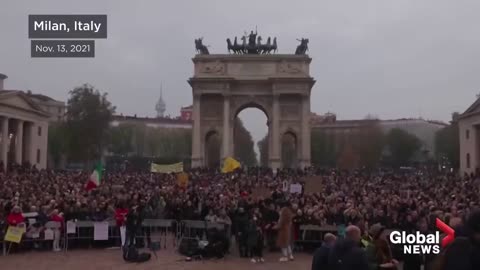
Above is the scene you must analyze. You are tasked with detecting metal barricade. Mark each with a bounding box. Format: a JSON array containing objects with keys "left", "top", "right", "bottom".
[
  {"left": 297, "top": 224, "right": 337, "bottom": 245},
  {"left": 65, "top": 220, "right": 118, "bottom": 251},
  {"left": 205, "top": 222, "right": 225, "bottom": 231},
  {"left": 180, "top": 220, "right": 207, "bottom": 242},
  {"left": 2, "top": 219, "right": 223, "bottom": 255},
  {"left": 177, "top": 220, "right": 230, "bottom": 254},
  {"left": 142, "top": 219, "right": 175, "bottom": 249}
]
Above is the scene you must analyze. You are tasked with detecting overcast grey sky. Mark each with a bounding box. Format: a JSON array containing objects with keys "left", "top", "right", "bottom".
[{"left": 0, "top": 0, "right": 479, "bottom": 148}]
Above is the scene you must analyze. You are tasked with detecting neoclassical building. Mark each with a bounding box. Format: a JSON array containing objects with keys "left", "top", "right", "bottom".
[
  {"left": 459, "top": 97, "right": 480, "bottom": 175},
  {"left": 0, "top": 74, "right": 51, "bottom": 170}
]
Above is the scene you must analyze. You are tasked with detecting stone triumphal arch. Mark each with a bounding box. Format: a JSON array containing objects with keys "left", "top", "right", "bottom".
[{"left": 189, "top": 54, "right": 315, "bottom": 169}]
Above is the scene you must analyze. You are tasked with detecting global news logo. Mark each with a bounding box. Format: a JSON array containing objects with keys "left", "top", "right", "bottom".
[{"left": 389, "top": 218, "right": 455, "bottom": 255}]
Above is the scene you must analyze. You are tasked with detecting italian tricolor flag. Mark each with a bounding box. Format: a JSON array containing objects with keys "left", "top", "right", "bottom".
[{"left": 86, "top": 164, "right": 103, "bottom": 191}]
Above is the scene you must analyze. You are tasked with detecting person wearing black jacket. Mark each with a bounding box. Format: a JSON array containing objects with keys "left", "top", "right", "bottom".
[
  {"left": 312, "top": 233, "right": 336, "bottom": 270},
  {"left": 263, "top": 203, "right": 279, "bottom": 251},
  {"left": 125, "top": 205, "right": 143, "bottom": 247},
  {"left": 328, "top": 225, "right": 369, "bottom": 270},
  {"left": 234, "top": 207, "right": 250, "bottom": 257},
  {"left": 435, "top": 210, "right": 480, "bottom": 270}
]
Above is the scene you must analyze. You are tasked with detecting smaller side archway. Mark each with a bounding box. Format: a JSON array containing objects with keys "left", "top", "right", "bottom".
[
  {"left": 281, "top": 131, "right": 298, "bottom": 168},
  {"left": 204, "top": 130, "right": 221, "bottom": 168}
]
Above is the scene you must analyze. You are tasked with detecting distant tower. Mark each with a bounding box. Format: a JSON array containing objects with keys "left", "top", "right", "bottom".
[{"left": 155, "top": 84, "right": 166, "bottom": 118}]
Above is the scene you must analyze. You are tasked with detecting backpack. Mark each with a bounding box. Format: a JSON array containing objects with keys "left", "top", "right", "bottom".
[
  {"left": 123, "top": 245, "right": 151, "bottom": 263},
  {"left": 178, "top": 238, "right": 200, "bottom": 257},
  {"left": 202, "top": 241, "right": 225, "bottom": 259}
]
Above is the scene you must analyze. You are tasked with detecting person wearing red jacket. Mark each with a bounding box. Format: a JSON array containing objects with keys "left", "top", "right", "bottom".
[
  {"left": 7, "top": 205, "right": 25, "bottom": 226},
  {"left": 115, "top": 203, "right": 128, "bottom": 246},
  {"left": 50, "top": 209, "right": 64, "bottom": 252},
  {"left": 115, "top": 206, "right": 129, "bottom": 227}
]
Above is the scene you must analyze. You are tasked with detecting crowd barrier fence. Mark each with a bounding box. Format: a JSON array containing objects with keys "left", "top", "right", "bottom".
[{"left": 1, "top": 219, "right": 337, "bottom": 256}]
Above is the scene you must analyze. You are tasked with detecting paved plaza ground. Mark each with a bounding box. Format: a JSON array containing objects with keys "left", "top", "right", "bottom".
[{"left": 1, "top": 248, "right": 312, "bottom": 270}]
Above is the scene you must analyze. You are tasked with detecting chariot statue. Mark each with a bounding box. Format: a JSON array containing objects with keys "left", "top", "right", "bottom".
[{"left": 226, "top": 28, "right": 277, "bottom": 54}]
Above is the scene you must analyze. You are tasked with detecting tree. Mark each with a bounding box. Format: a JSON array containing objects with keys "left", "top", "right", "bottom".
[
  {"left": 48, "top": 122, "right": 69, "bottom": 168},
  {"left": 108, "top": 124, "right": 134, "bottom": 156},
  {"left": 435, "top": 120, "right": 459, "bottom": 169},
  {"left": 233, "top": 118, "right": 257, "bottom": 166},
  {"left": 311, "top": 129, "right": 337, "bottom": 167},
  {"left": 66, "top": 84, "right": 115, "bottom": 164},
  {"left": 258, "top": 135, "right": 269, "bottom": 167},
  {"left": 337, "top": 141, "right": 360, "bottom": 170},
  {"left": 352, "top": 121, "right": 385, "bottom": 168},
  {"left": 141, "top": 128, "right": 191, "bottom": 159},
  {"left": 385, "top": 128, "right": 422, "bottom": 167},
  {"left": 132, "top": 123, "right": 147, "bottom": 156}
]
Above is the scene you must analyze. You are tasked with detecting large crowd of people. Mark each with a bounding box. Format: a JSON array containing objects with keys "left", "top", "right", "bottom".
[{"left": 1, "top": 163, "right": 480, "bottom": 268}]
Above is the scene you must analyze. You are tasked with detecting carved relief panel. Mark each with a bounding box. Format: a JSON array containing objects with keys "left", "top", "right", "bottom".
[
  {"left": 200, "top": 95, "right": 223, "bottom": 120},
  {"left": 277, "top": 60, "right": 307, "bottom": 76},
  {"left": 278, "top": 94, "right": 302, "bottom": 120},
  {"left": 280, "top": 104, "right": 300, "bottom": 119},
  {"left": 198, "top": 61, "right": 226, "bottom": 76}
]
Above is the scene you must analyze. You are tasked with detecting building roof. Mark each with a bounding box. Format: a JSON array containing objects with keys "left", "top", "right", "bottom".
[
  {"left": 458, "top": 96, "right": 480, "bottom": 120},
  {"left": 112, "top": 114, "right": 192, "bottom": 124},
  {"left": 0, "top": 90, "right": 51, "bottom": 117},
  {"left": 0, "top": 73, "right": 7, "bottom": 80},
  {"left": 311, "top": 113, "right": 447, "bottom": 128}
]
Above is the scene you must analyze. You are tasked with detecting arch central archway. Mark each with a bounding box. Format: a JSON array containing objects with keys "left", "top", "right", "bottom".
[
  {"left": 234, "top": 106, "right": 269, "bottom": 167},
  {"left": 189, "top": 54, "right": 315, "bottom": 169}
]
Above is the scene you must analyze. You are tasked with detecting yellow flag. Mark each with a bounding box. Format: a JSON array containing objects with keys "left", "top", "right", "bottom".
[
  {"left": 221, "top": 157, "right": 241, "bottom": 173},
  {"left": 177, "top": 172, "right": 189, "bottom": 188},
  {"left": 150, "top": 162, "right": 183, "bottom": 173}
]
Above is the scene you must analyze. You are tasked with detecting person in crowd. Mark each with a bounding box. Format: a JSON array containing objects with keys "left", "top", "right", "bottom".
[
  {"left": 247, "top": 212, "right": 264, "bottom": 263},
  {"left": 50, "top": 209, "right": 64, "bottom": 252},
  {"left": 235, "top": 207, "right": 249, "bottom": 257},
  {"left": 366, "top": 223, "right": 399, "bottom": 270},
  {"left": 7, "top": 205, "right": 25, "bottom": 226},
  {"left": 1, "top": 163, "right": 480, "bottom": 262},
  {"left": 311, "top": 233, "right": 336, "bottom": 270},
  {"left": 139, "top": 198, "right": 153, "bottom": 248},
  {"left": 328, "top": 225, "right": 370, "bottom": 270},
  {"left": 115, "top": 202, "right": 128, "bottom": 246},
  {"left": 125, "top": 204, "right": 141, "bottom": 247},
  {"left": 115, "top": 202, "right": 128, "bottom": 227},
  {"left": 205, "top": 209, "right": 218, "bottom": 223},
  {"left": 274, "top": 201, "right": 295, "bottom": 262},
  {"left": 431, "top": 210, "right": 480, "bottom": 270},
  {"left": 263, "top": 202, "right": 279, "bottom": 251},
  {"left": 217, "top": 209, "right": 232, "bottom": 226}
]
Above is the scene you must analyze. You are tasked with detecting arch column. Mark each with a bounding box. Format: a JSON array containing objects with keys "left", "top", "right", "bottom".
[
  {"left": 221, "top": 95, "right": 232, "bottom": 160},
  {"left": 1, "top": 117, "right": 9, "bottom": 171},
  {"left": 299, "top": 95, "right": 311, "bottom": 168},
  {"left": 191, "top": 94, "right": 203, "bottom": 167},
  {"left": 15, "top": 120, "right": 23, "bottom": 165},
  {"left": 269, "top": 94, "right": 281, "bottom": 170}
]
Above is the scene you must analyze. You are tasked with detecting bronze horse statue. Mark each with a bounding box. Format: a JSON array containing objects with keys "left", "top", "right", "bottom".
[
  {"left": 226, "top": 36, "right": 247, "bottom": 54},
  {"left": 195, "top": 37, "right": 210, "bottom": 55},
  {"left": 295, "top": 38, "right": 309, "bottom": 55}
]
